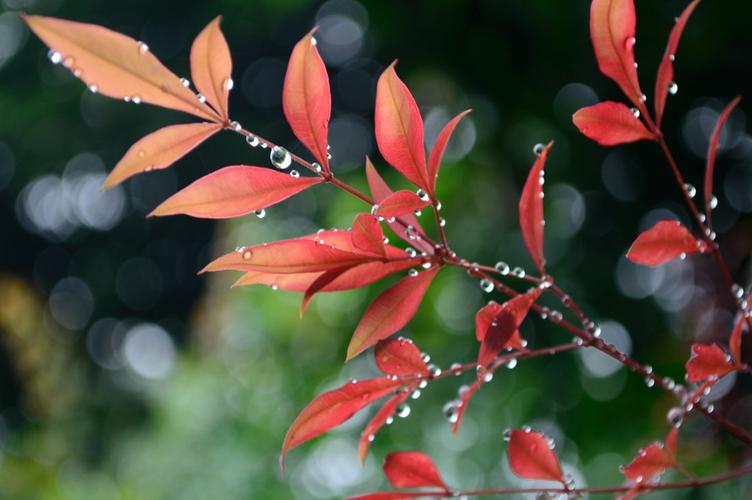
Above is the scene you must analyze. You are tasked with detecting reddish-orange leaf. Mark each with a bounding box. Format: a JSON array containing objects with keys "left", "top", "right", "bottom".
[
  {"left": 283, "top": 29, "right": 331, "bottom": 170},
  {"left": 654, "top": 0, "right": 700, "bottom": 128},
  {"left": 519, "top": 141, "right": 552, "bottom": 275},
  {"left": 280, "top": 377, "right": 402, "bottom": 469},
  {"left": 507, "top": 429, "right": 565, "bottom": 484},
  {"left": 22, "top": 15, "right": 218, "bottom": 121},
  {"left": 375, "top": 338, "right": 429, "bottom": 376},
  {"left": 352, "top": 214, "right": 387, "bottom": 257},
  {"left": 347, "top": 267, "right": 439, "bottom": 361},
  {"left": 685, "top": 343, "right": 735, "bottom": 383},
  {"left": 300, "top": 267, "right": 354, "bottom": 317},
  {"left": 704, "top": 96, "right": 742, "bottom": 227},
  {"left": 358, "top": 388, "right": 413, "bottom": 463},
  {"left": 203, "top": 238, "right": 377, "bottom": 275},
  {"left": 383, "top": 451, "right": 448, "bottom": 490},
  {"left": 427, "top": 109, "right": 471, "bottom": 193},
  {"left": 573, "top": 102, "right": 657, "bottom": 145},
  {"left": 620, "top": 442, "right": 674, "bottom": 482},
  {"left": 478, "top": 310, "right": 516, "bottom": 370},
  {"left": 475, "top": 290, "right": 541, "bottom": 347},
  {"left": 665, "top": 427, "right": 679, "bottom": 459},
  {"left": 149, "top": 166, "right": 321, "bottom": 218},
  {"left": 190, "top": 17, "right": 233, "bottom": 121},
  {"left": 375, "top": 63, "right": 429, "bottom": 190},
  {"left": 451, "top": 379, "right": 481, "bottom": 434},
  {"left": 103, "top": 122, "right": 221, "bottom": 188},
  {"left": 375, "top": 190, "right": 429, "bottom": 218},
  {"left": 365, "top": 158, "right": 433, "bottom": 255},
  {"left": 729, "top": 315, "right": 745, "bottom": 364},
  {"left": 349, "top": 494, "right": 416, "bottom": 500},
  {"left": 232, "top": 270, "right": 320, "bottom": 291},
  {"left": 626, "top": 220, "right": 707, "bottom": 267},
  {"left": 589, "top": 0, "right": 644, "bottom": 107}
]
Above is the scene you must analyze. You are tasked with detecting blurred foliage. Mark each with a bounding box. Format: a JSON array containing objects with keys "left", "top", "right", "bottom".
[{"left": 1, "top": 0, "right": 752, "bottom": 498}]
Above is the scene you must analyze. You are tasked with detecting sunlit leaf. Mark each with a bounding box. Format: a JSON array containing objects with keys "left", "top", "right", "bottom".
[
  {"left": 375, "top": 190, "right": 429, "bottom": 218},
  {"left": 190, "top": 16, "right": 233, "bottom": 121},
  {"left": 427, "top": 109, "right": 471, "bottom": 193},
  {"left": 358, "top": 388, "right": 414, "bottom": 463},
  {"left": 374, "top": 338, "right": 429, "bottom": 376}
]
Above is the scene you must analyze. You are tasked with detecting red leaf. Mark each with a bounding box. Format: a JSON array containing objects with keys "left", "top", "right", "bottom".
[
  {"left": 149, "top": 166, "right": 321, "bottom": 218},
  {"left": 507, "top": 429, "right": 565, "bottom": 484},
  {"left": 427, "top": 109, "right": 471, "bottom": 192},
  {"left": 383, "top": 451, "right": 448, "bottom": 490},
  {"left": 475, "top": 290, "right": 541, "bottom": 346},
  {"left": 300, "top": 267, "right": 354, "bottom": 317},
  {"left": 280, "top": 377, "right": 402, "bottom": 469},
  {"left": 573, "top": 102, "right": 656, "bottom": 145},
  {"left": 626, "top": 220, "right": 707, "bottom": 267},
  {"left": 22, "top": 15, "right": 219, "bottom": 122},
  {"left": 589, "top": 0, "right": 645, "bottom": 107},
  {"left": 654, "top": 0, "right": 700, "bottom": 128},
  {"left": 358, "top": 388, "right": 413, "bottom": 463},
  {"left": 665, "top": 427, "right": 679, "bottom": 459},
  {"left": 375, "top": 338, "right": 429, "bottom": 377},
  {"left": 283, "top": 29, "right": 331, "bottom": 170},
  {"left": 190, "top": 17, "right": 232, "bottom": 121},
  {"left": 451, "top": 379, "right": 481, "bottom": 434},
  {"left": 349, "top": 493, "right": 418, "bottom": 500},
  {"left": 347, "top": 267, "right": 439, "bottom": 361},
  {"left": 730, "top": 315, "right": 745, "bottom": 365},
  {"left": 704, "top": 97, "right": 742, "bottom": 226},
  {"left": 620, "top": 442, "right": 674, "bottom": 482},
  {"left": 352, "top": 214, "right": 387, "bottom": 257},
  {"left": 103, "top": 122, "right": 221, "bottom": 188},
  {"left": 375, "top": 63, "right": 429, "bottom": 190},
  {"left": 478, "top": 310, "right": 516, "bottom": 369},
  {"left": 365, "top": 158, "right": 433, "bottom": 255},
  {"left": 519, "top": 141, "right": 552, "bottom": 274},
  {"left": 202, "top": 237, "right": 378, "bottom": 275},
  {"left": 375, "top": 190, "right": 429, "bottom": 218},
  {"left": 685, "top": 343, "right": 735, "bottom": 383}
]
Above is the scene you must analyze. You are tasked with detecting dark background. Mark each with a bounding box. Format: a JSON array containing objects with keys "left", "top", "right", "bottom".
[{"left": 1, "top": 0, "right": 752, "bottom": 498}]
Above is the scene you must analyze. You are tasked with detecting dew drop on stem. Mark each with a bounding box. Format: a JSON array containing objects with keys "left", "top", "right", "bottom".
[
  {"left": 479, "top": 279, "right": 494, "bottom": 293},
  {"left": 494, "top": 261, "right": 510, "bottom": 275},
  {"left": 668, "top": 81, "right": 678, "bottom": 95},
  {"left": 270, "top": 146, "right": 292, "bottom": 170},
  {"left": 684, "top": 183, "right": 696, "bottom": 198}
]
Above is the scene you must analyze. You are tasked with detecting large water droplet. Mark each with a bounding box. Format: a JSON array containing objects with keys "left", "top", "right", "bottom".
[
  {"left": 480, "top": 279, "right": 494, "bottom": 293},
  {"left": 137, "top": 41, "right": 149, "bottom": 54},
  {"left": 408, "top": 269, "right": 419, "bottom": 277},
  {"left": 224, "top": 77, "right": 234, "bottom": 90},
  {"left": 631, "top": 107, "right": 641, "bottom": 118},
  {"left": 290, "top": 170, "right": 300, "bottom": 178},
  {"left": 180, "top": 77, "right": 191, "bottom": 88},
  {"left": 533, "top": 143, "right": 545, "bottom": 156},
  {"left": 246, "top": 135, "right": 260, "bottom": 147},
  {"left": 395, "top": 404, "right": 411, "bottom": 418},
  {"left": 495, "top": 261, "right": 510, "bottom": 275},
  {"left": 668, "top": 81, "right": 678, "bottom": 95},
  {"left": 48, "top": 50, "right": 63, "bottom": 64},
  {"left": 270, "top": 146, "right": 292, "bottom": 169},
  {"left": 502, "top": 428, "right": 512, "bottom": 441},
  {"left": 197, "top": 93, "right": 207, "bottom": 103},
  {"left": 242, "top": 249, "right": 253, "bottom": 260},
  {"left": 684, "top": 183, "right": 696, "bottom": 198},
  {"left": 666, "top": 406, "right": 683, "bottom": 427},
  {"left": 442, "top": 400, "right": 460, "bottom": 423},
  {"left": 709, "top": 195, "right": 718, "bottom": 209},
  {"left": 254, "top": 209, "right": 266, "bottom": 219},
  {"left": 131, "top": 95, "right": 142, "bottom": 104}
]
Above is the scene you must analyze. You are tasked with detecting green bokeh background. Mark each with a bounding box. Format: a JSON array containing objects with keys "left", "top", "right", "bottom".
[{"left": 1, "top": 0, "right": 752, "bottom": 498}]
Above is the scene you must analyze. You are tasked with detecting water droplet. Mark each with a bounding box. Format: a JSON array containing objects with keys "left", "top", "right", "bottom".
[
  {"left": 669, "top": 54, "right": 676, "bottom": 62},
  {"left": 709, "top": 195, "right": 718, "bottom": 209},
  {"left": 137, "top": 41, "right": 149, "bottom": 54},
  {"left": 197, "top": 93, "right": 207, "bottom": 103},
  {"left": 421, "top": 261, "right": 432, "bottom": 270},
  {"left": 131, "top": 95, "right": 142, "bottom": 104},
  {"left": 533, "top": 143, "right": 545, "bottom": 156},
  {"left": 631, "top": 107, "right": 641, "bottom": 118},
  {"left": 668, "top": 81, "right": 678, "bottom": 95},
  {"left": 254, "top": 209, "right": 266, "bottom": 219},
  {"left": 732, "top": 284, "right": 744, "bottom": 299},
  {"left": 312, "top": 162, "right": 323, "bottom": 173},
  {"left": 706, "top": 403, "right": 715, "bottom": 413},
  {"left": 511, "top": 267, "right": 526, "bottom": 278},
  {"left": 290, "top": 170, "right": 300, "bottom": 178},
  {"left": 645, "top": 377, "right": 655, "bottom": 387},
  {"left": 408, "top": 268, "right": 419, "bottom": 277},
  {"left": 421, "top": 352, "right": 431, "bottom": 363},
  {"left": 641, "top": 94, "right": 647, "bottom": 102},
  {"left": 684, "top": 183, "right": 696, "bottom": 198},
  {"left": 246, "top": 135, "right": 260, "bottom": 147},
  {"left": 311, "top": 36, "right": 317, "bottom": 46},
  {"left": 494, "top": 261, "right": 510, "bottom": 275},
  {"left": 506, "top": 358, "right": 517, "bottom": 369},
  {"left": 48, "top": 50, "right": 63, "bottom": 64},
  {"left": 72, "top": 67, "right": 82, "bottom": 78},
  {"left": 633, "top": 62, "right": 639, "bottom": 69},
  {"left": 699, "top": 213, "right": 706, "bottom": 223},
  {"left": 385, "top": 416, "right": 394, "bottom": 425},
  {"left": 482, "top": 372, "right": 493, "bottom": 383},
  {"left": 550, "top": 310, "right": 563, "bottom": 321},
  {"left": 410, "top": 389, "right": 421, "bottom": 399},
  {"left": 87, "top": 83, "right": 98, "bottom": 93},
  {"left": 522, "top": 425, "right": 532, "bottom": 433},
  {"left": 480, "top": 279, "right": 494, "bottom": 293},
  {"left": 62, "top": 56, "right": 74, "bottom": 68},
  {"left": 396, "top": 404, "right": 411, "bottom": 418},
  {"left": 405, "top": 247, "right": 417, "bottom": 258},
  {"left": 428, "top": 364, "right": 442, "bottom": 377},
  {"left": 666, "top": 406, "right": 683, "bottom": 427},
  {"left": 416, "top": 189, "right": 429, "bottom": 201},
  {"left": 418, "top": 379, "right": 428, "bottom": 389},
  {"left": 502, "top": 428, "right": 512, "bottom": 441},
  {"left": 180, "top": 77, "right": 191, "bottom": 87},
  {"left": 443, "top": 400, "right": 459, "bottom": 423},
  {"left": 224, "top": 77, "right": 234, "bottom": 90},
  {"left": 270, "top": 146, "right": 292, "bottom": 169}
]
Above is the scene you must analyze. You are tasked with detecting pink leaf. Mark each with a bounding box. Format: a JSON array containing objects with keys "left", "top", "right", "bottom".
[
  {"left": 280, "top": 377, "right": 402, "bottom": 469},
  {"left": 149, "top": 166, "right": 321, "bottom": 218},
  {"left": 589, "top": 0, "right": 645, "bottom": 107},
  {"left": 358, "top": 388, "right": 413, "bottom": 463},
  {"left": 507, "top": 429, "right": 565, "bottom": 484},
  {"left": 729, "top": 315, "right": 745, "bottom": 365},
  {"left": 626, "top": 220, "right": 707, "bottom": 267},
  {"left": 374, "top": 338, "right": 429, "bottom": 377},
  {"left": 375, "top": 190, "right": 429, "bottom": 218},
  {"left": 519, "top": 141, "right": 552, "bottom": 274},
  {"left": 704, "top": 96, "right": 742, "bottom": 226},
  {"left": 190, "top": 17, "right": 233, "bottom": 121},
  {"left": 347, "top": 267, "right": 439, "bottom": 361},
  {"left": 685, "top": 343, "right": 735, "bottom": 383},
  {"left": 383, "top": 451, "right": 448, "bottom": 490},
  {"left": 620, "top": 442, "right": 674, "bottom": 482},
  {"left": 283, "top": 29, "right": 331, "bottom": 170},
  {"left": 365, "top": 158, "right": 433, "bottom": 255},
  {"left": 654, "top": 0, "right": 700, "bottom": 128},
  {"left": 103, "top": 122, "right": 221, "bottom": 188},
  {"left": 375, "top": 63, "right": 429, "bottom": 190},
  {"left": 573, "top": 102, "right": 657, "bottom": 145},
  {"left": 351, "top": 214, "right": 387, "bottom": 257},
  {"left": 427, "top": 109, "right": 471, "bottom": 193}
]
